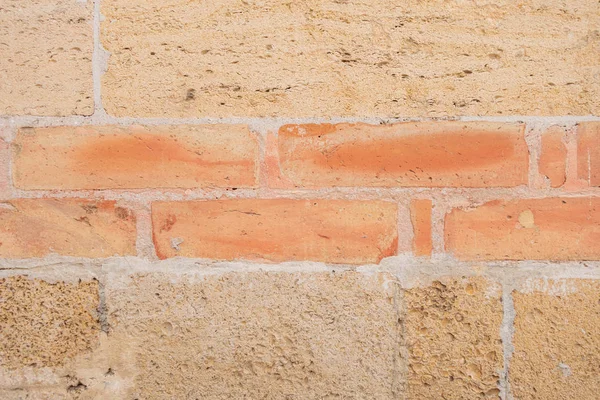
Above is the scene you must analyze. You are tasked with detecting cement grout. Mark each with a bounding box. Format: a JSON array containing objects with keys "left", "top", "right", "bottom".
[
  {"left": 1, "top": 115, "right": 599, "bottom": 134},
  {"left": 4, "top": 254, "right": 600, "bottom": 280}
]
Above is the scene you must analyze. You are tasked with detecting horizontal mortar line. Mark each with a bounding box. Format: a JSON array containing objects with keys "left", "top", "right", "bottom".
[
  {"left": 6, "top": 187, "right": 600, "bottom": 202},
  {"left": 1, "top": 114, "right": 600, "bottom": 129},
  {"left": 3, "top": 256, "right": 600, "bottom": 282}
]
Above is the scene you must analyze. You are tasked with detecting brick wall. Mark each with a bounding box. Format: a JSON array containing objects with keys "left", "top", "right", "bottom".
[{"left": 1, "top": 0, "right": 599, "bottom": 399}]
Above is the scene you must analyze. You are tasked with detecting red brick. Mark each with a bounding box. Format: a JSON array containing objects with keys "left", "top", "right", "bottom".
[
  {"left": 445, "top": 198, "right": 600, "bottom": 261},
  {"left": 410, "top": 199, "right": 432, "bottom": 256},
  {"left": 0, "top": 198, "right": 136, "bottom": 258},
  {"left": 577, "top": 122, "right": 600, "bottom": 186},
  {"left": 13, "top": 125, "right": 258, "bottom": 190},
  {"left": 152, "top": 199, "right": 398, "bottom": 264},
  {"left": 278, "top": 122, "right": 528, "bottom": 188},
  {"left": 539, "top": 126, "right": 567, "bottom": 188}
]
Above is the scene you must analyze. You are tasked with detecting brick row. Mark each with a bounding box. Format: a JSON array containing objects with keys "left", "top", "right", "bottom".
[
  {"left": 10, "top": 122, "right": 600, "bottom": 191},
  {"left": 2, "top": 195, "right": 600, "bottom": 262}
]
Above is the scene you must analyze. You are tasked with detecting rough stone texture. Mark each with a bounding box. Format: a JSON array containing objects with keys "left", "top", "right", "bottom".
[
  {"left": 539, "top": 126, "right": 567, "bottom": 188},
  {"left": 152, "top": 199, "right": 398, "bottom": 264},
  {"left": 445, "top": 197, "right": 600, "bottom": 261},
  {"left": 0, "top": 276, "right": 100, "bottom": 369},
  {"left": 404, "top": 277, "right": 503, "bottom": 399},
  {"left": 0, "top": 389, "right": 71, "bottom": 399},
  {"left": 101, "top": 0, "right": 600, "bottom": 117},
  {"left": 105, "top": 271, "right": 402, "bottom": 399},
  {"left": 278, "top": 122, "right": 528, "bottom": 187},
  {"left": 0, "top": 198, "right": 136, "bottom": 258},
  {"left": 0, "top": 0, "right": 93, "bottom": 116},
  {"left": 577, "top": 122, "right": 600, "bottom": 186},
  {"left": 512, "top": 279, "right": 600, "bottom": 400},
  {"left": 410, "top": 199, "right": 432, "bottom": 256},
  {"left": 13, "top": 125, "right": 258, "bottom": 190}
]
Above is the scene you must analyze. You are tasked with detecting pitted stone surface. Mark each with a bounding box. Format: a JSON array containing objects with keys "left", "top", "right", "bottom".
[
  {"left": 105, "top": 271, "right": 403, "bottom": 399},
  {"left": 512, "top": 279, "right": 600, "bottom": 400},
  {"left": 0, "top": 276, "right": 100, "bottom": 369},
  {"left": 404, "top": 277, "right": 503, "bottom": 399},
  {"left": 0, "top": 0, "right": 93, "bottom": 116}
]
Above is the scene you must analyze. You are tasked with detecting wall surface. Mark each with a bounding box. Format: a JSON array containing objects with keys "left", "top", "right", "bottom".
[{"left": 1, "top": 0, "right": 599, "bottom": 399}]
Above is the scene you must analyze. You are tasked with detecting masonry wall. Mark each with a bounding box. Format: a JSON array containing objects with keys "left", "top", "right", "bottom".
[{"left": 1, "top": 0, "right": 599, "bottom": 399}]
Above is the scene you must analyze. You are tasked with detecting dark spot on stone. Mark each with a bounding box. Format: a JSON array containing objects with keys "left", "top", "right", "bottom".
[{"left": 186, "top": 88, "right": 196, "bottom": 101}]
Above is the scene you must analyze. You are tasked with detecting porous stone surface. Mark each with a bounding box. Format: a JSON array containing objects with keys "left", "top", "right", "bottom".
[
  {"left": 0, "top": 276, "right": 100, "bottom": 369},
  {"left": 404, "top": 277, "right": 503, "bottom": 399},
  {"left": 511, "top": 279, "right": 600, "bottom": 400},
  {"left": 105, "top": 271, "right": 402, "bottom": 399},
  {"left": 101, "top": 0, "right": 600, "bottom": 117},
  {"left": 0, "top": 0, "right": 93, "bottom": 116}
]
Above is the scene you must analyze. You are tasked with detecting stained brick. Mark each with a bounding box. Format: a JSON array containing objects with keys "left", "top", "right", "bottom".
[
  {"left": 539, "top": 126, "right": 567, "bottom": 188},
  {"left": 152, "top": 199, "right": 398, "bottom": 264},
  {"left": 410, "top": 199, "right": 432, "bottom": 256},
  {"left": 13, "top": 125, "right": 258, "bottom": 190},
  {"left": 446, "top": 197, "right": 600, "bottom": 260},
  {"left": 278, "top": 122, "right": 528, "bottom": 188},
  {"left": 577, "top": 122, "right": 600, "bottom": 186},
  {"left": 0, "top": 198, "right": 136, "bottom": 258}
]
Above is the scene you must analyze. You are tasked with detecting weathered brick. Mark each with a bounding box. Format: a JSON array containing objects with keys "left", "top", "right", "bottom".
[
  {"left": 410, "top": 199, "right": 432, "bottom": 256},
  {"left": 0, "top": 0, "right": 93, "bottom": 116},
  {"left": 101, "top": 0, "right": 599, "bottom": 117},
  {"left": 13, "top": 125, "right": 258, "bottom": 190},
  {"left": 577, "top": 122, "right": 600, "bottom": 186},
  {"left": 0, "top": 139, "right": 9, "bottom": 198},
  {"left": 0, "top": 276, "right": 99, "bottom": 369},
  {"left": 105, "top": 271, "right": 402, "bottom": 399},
  {"left": 512, "top": 279, "right": 600, "bottom": 400},
  {"left": 0, "top": 199, "right": 136, "bottom": 258},
  {"left": 278, "top": 122, "right": 528, "bottom": 188},
  {"left": 445, "top": 197, "right": 600, "bottom": 261},
  {"left": 539, "top": 126, "right": 567, "bottom": 188},
  {"left": 152, "top": 199, "right": 398, "bottom": 264},
  {"left": 405, "top": 277, "right": 503, "bottom": 399}
]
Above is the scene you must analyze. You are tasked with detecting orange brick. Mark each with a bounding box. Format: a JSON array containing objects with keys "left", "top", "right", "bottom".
[
  {"left": 577, "top": 122, "right": 600, "bottom": 186},
  {"left": 152, "top": 199, "right": 398, "bottom": 264},
  {"left": 0, "top": 198, "right": 136, "bottom": 258},
  {"left": 445, "top": 198, "right": 600, "bottom": 261},
  {"left": 539, "top": 126, "right": 567, "bottom": 188},
  {"left": 0, "top": 139, "right": 9, "bottom": 197},
  {"left": 278, "top": 122, "right": 528, "bottom": 188},
  {"left": 13, "top": 125, "right": 258, "bottom": 190},
  {"left": 410, "top": 199, "right": 432, "bottom": 256}
]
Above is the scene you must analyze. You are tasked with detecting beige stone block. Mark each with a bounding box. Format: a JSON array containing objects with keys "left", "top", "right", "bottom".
[
  {"left": 0, "top": 276, "right": 100, "bottom": 371},
  {"left": 512, "top": 279, "right": 600, "bottom": 400},
  {"left": 101, "top": 0, "right": 600, "bottom": 117},
  {"left": 404, "top": 277, "right": 503, "bottom": 399},
  {"left": 104, "top": 271, "right": 402, "bottom": 399},
  {"left": 0, "top": 0, "right": 93, "bottom": 116}
]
